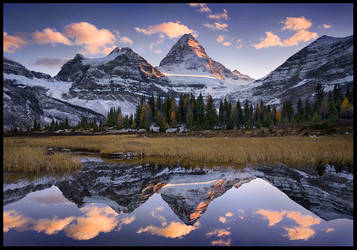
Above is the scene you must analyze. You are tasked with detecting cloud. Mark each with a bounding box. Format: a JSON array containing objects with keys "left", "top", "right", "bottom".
[
  {"left": 119, "top": 36, "right": 133, "bottom": 45},
  {"left": 206, "top": 229, "right": 231, "bottom": 237},
  {"left": 134, "top": 21, "right": 196, "bottom": 39},
  {"left": 188, "top": 3, "right": 211, "bottom": 13},
  {"left": 64, "top": 206, "right": 119, "bottom": 240},
  {"left": 235, "top": 39, "right": 243, "bottom": 49},
  {"left": 32, "top": 28, "right": 73, "bottom": 46},
  {"left": 322, "top": 24, "right": 332, "bottom": 29},
  {"left": 254, "top": 209, "right": 286, "bottom": 226},
  {"left": 254, "top": 209, "right": 321, "bottom": 241},
  {"left": 283, "top": 226, "right": 316, "bottom": 241},
  {"left": 208, "top": 9, "right": 228, "bottom": 20},
  {"left": 136, "top": 221, "right": 199, "bottom": 239},
  {"left": 3, "top": 32, "right": 27, "bottom": 53},
  {"left": 33, "top": 57, "right": 68, "bottom": 67},
  {"left": 223, "top": 41, "right": 231, "bottom": 47},
  {"left": 3, "top": 210, "right": 30, "bottom": 232},
  {"left": 211, "top": 239, "right": 232, "bottom": 246},
  {"left": 63, "top": 22, "right": 116, "bottom": 55},
  {"left": 285, "top": 211, "right": 321, "bottom": 228},
  {"left": 281, "top": 16, "right": 312, "bottom": 31},
  {"left": 149, "top": 36, "right": 165, "bottom": 54},
  {"left": 34, "top": 217, "right": 75, "bottom": 235},
  {"left": 282, "top": 29, "right": 318, "bottom": 46},
  {"left": 225, "top": 212, "right": 234, "bottom": 217},
  {"left": 203, "top": 22, "right": 228, "bottom": 31},
  {"left": 252, "top": 31, "right": 284, "bottom": 49},
  {"left": 116, "top": 215, "right": 136, "bottom": 231},
  {"left": 217, "top": 35, "right": 224, "bottom": 43},
  {"left": 253, "top": 16, "right": 318, "bottom": 49},
  {"left": 219, "top": 216, "right": 227, "bottom": 223},
  {"left": 253, "top": 29, "right": 317, "bottom": 49}
]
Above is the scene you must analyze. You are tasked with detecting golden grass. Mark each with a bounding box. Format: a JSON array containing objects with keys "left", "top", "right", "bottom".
[
  {"left": 3, "top": 134, "right": 353, "bottom": 172},
  {"left": 3, "top": 144, "right": 81, "bottom": 173}
]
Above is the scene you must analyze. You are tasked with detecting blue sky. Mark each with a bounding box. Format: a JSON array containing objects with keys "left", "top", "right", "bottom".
[{"left": 3, "top": 3, "right": 353, "bottom": 79}]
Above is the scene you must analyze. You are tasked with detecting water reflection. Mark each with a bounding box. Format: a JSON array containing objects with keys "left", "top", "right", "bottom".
[
  {"left": 3, "top": 161, "right": 353, "bottom": 246},
  {"left": 254, "top": 209, "right": 322, "bottom": 241}
]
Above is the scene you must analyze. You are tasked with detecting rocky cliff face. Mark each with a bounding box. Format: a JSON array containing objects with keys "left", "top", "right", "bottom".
[
  {"left": 247, "top": 35, "right": 353, "bottom": 106},
  {"left": 159, "top": 33, "right": 252, "bottom": 81},
  {"left": 56, "top": 47, "right": 170, "bottom": 99}
]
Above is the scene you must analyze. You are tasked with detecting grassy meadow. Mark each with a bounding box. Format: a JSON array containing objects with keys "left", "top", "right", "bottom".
[{"left": 3, "top": 134, "right": 353, "bottom": 173}]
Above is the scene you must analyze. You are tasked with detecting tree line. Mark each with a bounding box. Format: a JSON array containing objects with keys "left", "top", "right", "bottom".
[{"left": 26, "top": 83, "right": 353, "bottom": 132}]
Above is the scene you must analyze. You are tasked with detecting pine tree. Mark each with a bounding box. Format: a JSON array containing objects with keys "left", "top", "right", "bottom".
[
  {"left": 205, "top": 95, "right": 218, "bottom": 130},
  {"left": 117, "top": 107, "right": 124, "bottom": 129},
  {"left": 196, "top": 93, "right": 205, "bottom": 129},
  {"left": 314, "top": 82, "right": 324, "bottom": 112},
  {"left": 297, "top": 98, "right": 304, "bottom": 123},
  {"left": 148, "top": 94, "right": 155, "bottom": 122},
  {"left": 235, "top": 100, "right": 244, "bottom": 128},
  {"left": 304, "top": 99, "right": 312, "bottom": 121}
]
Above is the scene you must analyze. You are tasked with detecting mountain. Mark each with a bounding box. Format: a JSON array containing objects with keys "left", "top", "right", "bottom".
[
  {"left": 55, "top": 47, "right": 173, "bottom": 114},
  {"left": 232, "top": 69, "right": 254, "bottom": 81},
  {"left": 159, "top": 33, "right": 253, "bottom": 81},
  {"left": 3, "top": 34, "right": 353, "bottom": 131},
  {"left": 3, "top": 58, "right": 105, "bottom": 131},
  {"left": 4, "top": 162, "right": 353, "bottom": 222},
  {"left": 234, "top": 35, "right": 353, "bottom": 106},
  {"left": 158, "top": 33, "right": 254, "bottom": 102},
  {"left": 4, "top": 57, "right": 52, "bottom": 80}
]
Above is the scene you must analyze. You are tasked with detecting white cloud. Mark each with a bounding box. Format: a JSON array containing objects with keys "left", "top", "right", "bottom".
[
  {"left": 208, "top": 9, "right": 228, "bottom": 20},
  {"left": 188, "top": 3, "right": 211, "bottom": 13},
  {"left": 203, "top": 22, "right": 228, "bottom": 31}
]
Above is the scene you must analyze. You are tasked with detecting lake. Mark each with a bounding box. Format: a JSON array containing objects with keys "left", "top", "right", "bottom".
[{"left": 3, "top": 157, "right": 353, "bottom": 246}]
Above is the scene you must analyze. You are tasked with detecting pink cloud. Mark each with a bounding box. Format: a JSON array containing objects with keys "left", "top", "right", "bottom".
[
  {"left": 134, "top": 21, "right": 196, "bottom": 39},
  {"left": 63, "top": 22, "right": 116, "bottom": 55},
  {"left": 217, "top": 35, "right": 224, "bottom": 43},
  {"left": 208, "top": 9, "right": 229, "bottom": 20},
  {"left": 322, "top": 24, "right": 332, "bottom": 29},
  {"left": 282, "top": 16, "right": 313, "bottom": 31},
  {"left": 3, "top": 210, "right": 30, "bottom": 232},
  {"left": 137, "top": 221, "right": 199, "bottom": 239},
  {"left": 64, "top": 206, "right": 119, "bottom": 240},
  {"left": 34, "top": 217, "right": 75, "bottom": 235},
  {"left": 211, "top": 239, "right": 232, "bottom": 246},
  {"left": 253, "top": 29, "right": 317, "bottom": 49},
  {"left": 252, "top": 31, "right": 284, "bottom": 49},
  {"left": 206, "top": 229, "right": 231, "bottom": 237},
  {"left": 32, "top": 28, "right": 72, "bottom": 46},
  {"left": 283, "top": 29, "right": 318, "bottom": 46},
  {"left": 223, "top": 41, "right": 232, "bottom": 47},
  {"left": 3, "top": 32, "right": 27, "bottom": 53}
]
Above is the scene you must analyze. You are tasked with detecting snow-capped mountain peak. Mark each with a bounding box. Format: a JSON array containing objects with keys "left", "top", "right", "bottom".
[{"left": 159, "top": 33, "right": 252, "bottom": 82}]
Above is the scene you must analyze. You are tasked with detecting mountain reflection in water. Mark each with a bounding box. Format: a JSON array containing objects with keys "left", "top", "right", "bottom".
[{"left": 3, "top": 160, "right": 353, "bottom": 246}]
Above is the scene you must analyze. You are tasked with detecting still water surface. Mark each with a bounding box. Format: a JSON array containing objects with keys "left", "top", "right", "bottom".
[{"left": 3, "top": 158, "right": 353, "bottom": 246}]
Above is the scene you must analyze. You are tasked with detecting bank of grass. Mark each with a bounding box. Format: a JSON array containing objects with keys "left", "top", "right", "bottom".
[
  {"left": 3, "top": 145, "right": 81, "bottom": 173},
  {"left": 3, "top": 134, "right": 353, "bottom": 172}
]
